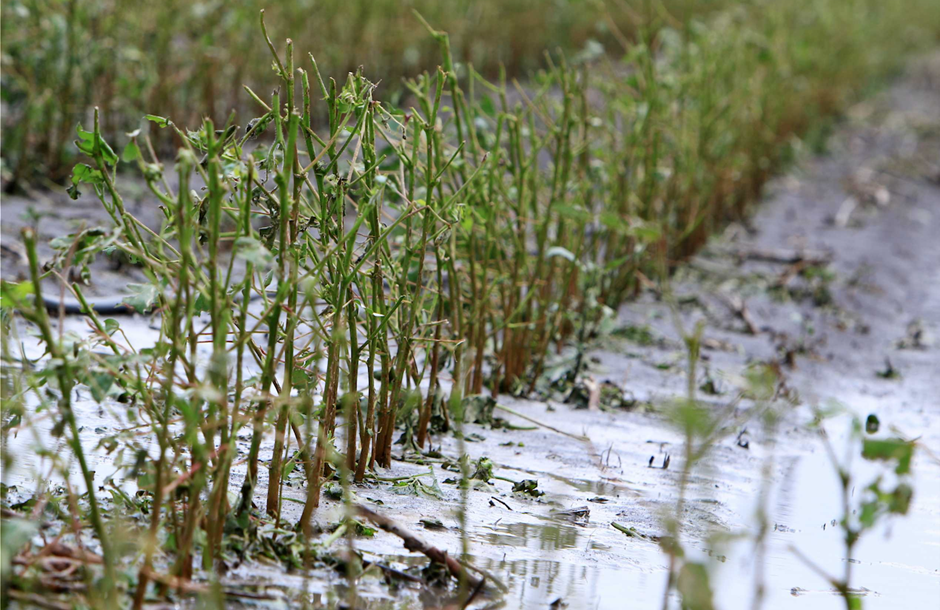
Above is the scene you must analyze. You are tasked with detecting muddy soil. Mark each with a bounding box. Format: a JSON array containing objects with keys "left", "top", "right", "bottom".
[{"left": 2, "top": 53, "right": 939, "bottom": 609}]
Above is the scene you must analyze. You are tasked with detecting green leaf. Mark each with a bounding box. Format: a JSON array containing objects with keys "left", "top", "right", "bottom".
[
  {"left": 858, "top": 498, "right": 879, "bottom": 528},
  {"left": 861, "top": 438, "right": 915, "bottom": 475},
  {"left": 74, "top": 124, "right": 118, "bottom": 166},
  {"left": 234, "top": 237, "right": 275, "bottom": 267},
  {"left": 479, "top": 95, "right": 496, "bottom": 118},
  {"left": 71, "top": 163, "right": 103, "bottom": 185},
  {"left": 122, "top": 140, "right": 140, "bottom": 163},
  {"left": 889, "top": 482, "right": 913, "bottom": 515},
  {"left": 1, "top": 518, "right": 38, "bottom": 579},
  {"left": 85, "top": 371, "right": 114, "bottom": 402},
  {"left": 122, "top": 283, "right": 159, "bottom": 314},
  {"left": 0, "top": 281, "right": 35, "bottom": 309},
  {"left": 68, "top": 163, "right": 105, "bottom": 200},
  {"left": 144, "top": 114, "right": 172, "bottom": 128},
  {"left": 630, "top": 221, "right": 662, "bottom": 242},
  {"left": 393, "top": 473, "right": 444, "bottom": 500},
  {"left": 555, "top": 203, "right": 592, "bottom": 223},
  {"left": 677, "top": 562, "right": 715, "bottom": 610},
  {"left": 193, "top": 292, "right": 211, "bottom": 315},
  {"left": 600, "top": 210, "right": 629, "bottom": 232}
]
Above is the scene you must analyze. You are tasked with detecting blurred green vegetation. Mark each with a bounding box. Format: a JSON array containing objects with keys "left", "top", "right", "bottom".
[
  {"left": 1, "top": 0, "right": 937, "bottom": 190},
  {"left": 1, "top": 0, "right": 721, "bottom": 187}
]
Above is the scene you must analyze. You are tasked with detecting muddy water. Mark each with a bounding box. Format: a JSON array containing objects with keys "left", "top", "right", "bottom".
[{"left": 4, "top": 54, "right": 940, "bottom": 608}]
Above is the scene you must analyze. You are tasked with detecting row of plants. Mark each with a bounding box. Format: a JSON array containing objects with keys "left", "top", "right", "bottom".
[{"left": 2, "top": 0, "right": 938, "bottom": 607}]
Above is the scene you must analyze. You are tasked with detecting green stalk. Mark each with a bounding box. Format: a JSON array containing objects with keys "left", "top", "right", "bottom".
[
  {"left": 20, "top": 228, "right": 116, "bottom": 600},
  {"left": 266, "top": 106, "right": 299, "bottom": 518}
]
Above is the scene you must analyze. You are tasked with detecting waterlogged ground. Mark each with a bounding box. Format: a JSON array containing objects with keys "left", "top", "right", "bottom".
[{"left": 3, "top": 54, "right": 940, "bottom": 609}]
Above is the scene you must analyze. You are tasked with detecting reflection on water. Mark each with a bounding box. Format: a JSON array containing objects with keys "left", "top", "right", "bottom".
[
  {"left": 473, "top": 557, "right": 651, "bottom": 610},
  {"left": 473, "top": 520, "right": 582, "bottom": 552},
  {"left": 534, "top": 469, "right": 632, "bottom": 497}
]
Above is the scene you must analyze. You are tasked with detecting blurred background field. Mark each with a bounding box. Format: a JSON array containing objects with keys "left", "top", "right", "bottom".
[
  {"left": 4, "top": 0, "right": 938, "bottom": 190},
  {"left": 0, "top": 0, "right": 708, "bottom": 186}
]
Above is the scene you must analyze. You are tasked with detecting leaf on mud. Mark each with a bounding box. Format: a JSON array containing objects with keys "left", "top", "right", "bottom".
[
  {"left": 420, "top": 517, "right": 446, "bottom": 530},
  {"left": 471, "top": 457, "right": 494, "bottom": 483},
  {"left": 353, "top": 520, "right": 376, "bottom": 537},
  {"left": 460, "top": 394, "right": 496, "bottom": 425},
  {"left": 875, "top": 358, "right": 901, "bottom": 379},
  {"left": 324, "top": 482, "right": 344, "bottom": 500},
  {"left": 611, "top": 522, "right": 659, "bottom": 542},
  {"left": 393, "top": 473, "right": 444, "bottom": 501},
  {"left": 512, "top": 479, "right": 544, "bottom": 497},
  {"left": 612, "top": 324, "right": 657, "bottom": 346}
]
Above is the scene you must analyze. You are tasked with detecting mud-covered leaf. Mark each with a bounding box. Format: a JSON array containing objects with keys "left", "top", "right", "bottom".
[
  {"left": 461, "top": 394, "right": 496, "bottom": 425},
  {"left": 420, "top": 517, "right": 446, "bottom": 530},
  {"left": 471, "top": 457, "right": 494, "bottom": 483},
  {"left": 512, "top": 479, "right": 544, "bottom": 497},
  {"left": 393, "top": 473, "right": 443, "bottom": 500}
]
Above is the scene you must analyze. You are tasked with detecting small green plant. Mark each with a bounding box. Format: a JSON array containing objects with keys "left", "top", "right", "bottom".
[{"left": 791, "top": 407, "right": 918, "bottom": 609}]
